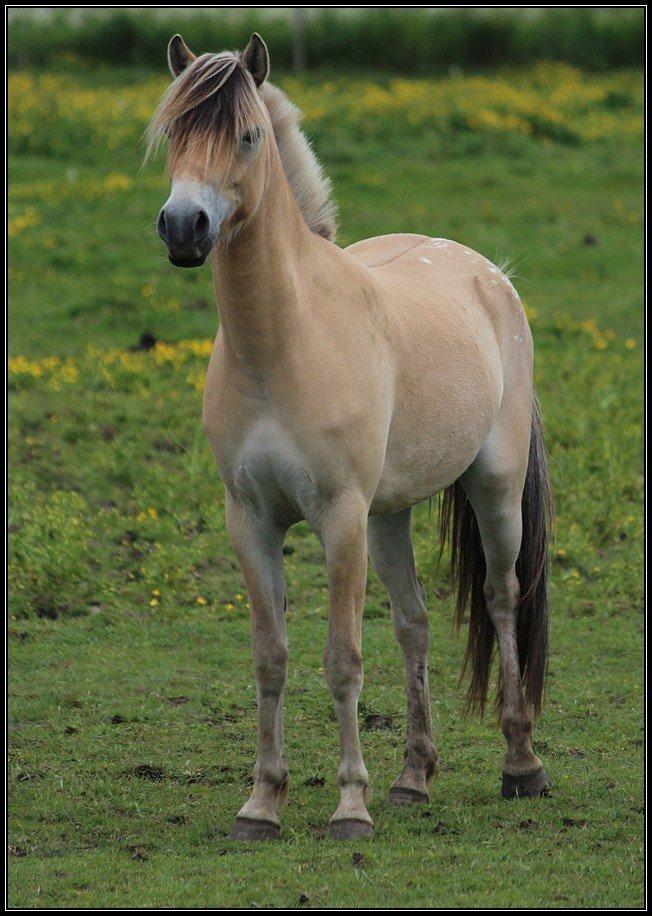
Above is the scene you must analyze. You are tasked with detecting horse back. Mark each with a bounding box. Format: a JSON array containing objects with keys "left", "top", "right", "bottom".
[{"left": 348, "top": 232, "right": 531, "bottom": 371}]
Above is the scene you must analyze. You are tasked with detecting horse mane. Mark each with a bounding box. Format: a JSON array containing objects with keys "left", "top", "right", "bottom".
[
  {"left": 260, "top": 82, "right": 336, "bottom": 241},
  {"left": 146, "top": 51, "right": 337, "bottom": 241}
]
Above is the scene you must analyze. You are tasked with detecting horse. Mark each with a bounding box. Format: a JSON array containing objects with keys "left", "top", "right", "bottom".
[{"left": 147, "top": 32, "right": 553, "bottom": 841}]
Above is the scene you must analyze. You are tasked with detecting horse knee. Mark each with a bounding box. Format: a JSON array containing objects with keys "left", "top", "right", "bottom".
[
  {"left": 323, "top": 642, "right": 363, "bottom": 702},
  {"left": 253, "top": 641, "right": 288, "bottom": 695}
]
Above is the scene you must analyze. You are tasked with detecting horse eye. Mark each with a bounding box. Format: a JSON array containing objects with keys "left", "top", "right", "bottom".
[{"left": 241, "top": 128, "right": 261, "bottom": 147}]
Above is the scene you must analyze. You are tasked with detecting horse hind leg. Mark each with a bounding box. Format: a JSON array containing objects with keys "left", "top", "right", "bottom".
[
  {"left": 457, "top": 399, "right": 551, "bottom": 798},
  {"left": 368, "top": 509, "right": 438, "bottom": 804}
]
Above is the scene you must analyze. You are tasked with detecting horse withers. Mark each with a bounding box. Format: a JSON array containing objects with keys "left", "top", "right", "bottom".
[{"left": 148, "top": 32, "right": 553, "bottom": 840}]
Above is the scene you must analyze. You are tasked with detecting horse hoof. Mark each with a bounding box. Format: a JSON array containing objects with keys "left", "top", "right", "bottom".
[
  {"left": 228, "top": 816, "right": 280, "bottom": 841},
  {"left": 329, "top": 818, "right": 374, "bottom": 840},
  {"left": 388, "top": 786, "right": 430, "bottom": 806},
  {"left": 501, "top": 767, "right": 551, "bottom": 799}
]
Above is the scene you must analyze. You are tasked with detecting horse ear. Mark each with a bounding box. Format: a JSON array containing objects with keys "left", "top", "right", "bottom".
[
  {"left": 242, "top": 32, "right": 269, "bottom": 86},
  {"left": 167, "top": 34, "right": 196, "bottom": 77}
]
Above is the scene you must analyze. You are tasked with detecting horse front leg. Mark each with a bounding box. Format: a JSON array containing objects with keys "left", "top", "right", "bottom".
[
  {"left": 319, "top": 492, "right": 374, "bottom": 839},
  {"left": 225, "top": 494, "right": 289, "bottom": 841}
]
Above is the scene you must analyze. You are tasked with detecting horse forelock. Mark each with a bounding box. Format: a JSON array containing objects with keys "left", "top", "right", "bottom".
[{"left": 145, "top": 52, "right": 267, "bottom": 166}]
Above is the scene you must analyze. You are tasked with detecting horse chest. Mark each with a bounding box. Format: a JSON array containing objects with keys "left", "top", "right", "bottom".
[{"left": 216, "top": 417, "right": 328, "bottom": 524}]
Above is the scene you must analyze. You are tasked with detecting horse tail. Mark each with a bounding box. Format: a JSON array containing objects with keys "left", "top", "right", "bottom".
[{"left": 439, "top": 392, "right": 553, "bottom": 717}]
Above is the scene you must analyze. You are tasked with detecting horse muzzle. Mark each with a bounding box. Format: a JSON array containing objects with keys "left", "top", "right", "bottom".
[
  {"left": 166, "top": 241, "right": 215, "bottom": 269},
  {"left": 157, "top": 182, "right": 233, "bottom": 269},
  {"left": 157, "top": 204, "right": 216, "bottom": 268}
]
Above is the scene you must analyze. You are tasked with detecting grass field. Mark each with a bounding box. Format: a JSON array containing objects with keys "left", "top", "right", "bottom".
[{"left": 8, "top": 63, "right": 644, "bottom": 908}]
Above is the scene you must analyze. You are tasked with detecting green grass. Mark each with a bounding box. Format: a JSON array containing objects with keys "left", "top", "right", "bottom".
[{"left": 8, "top": 65, "right": 643, "bottom": 908}]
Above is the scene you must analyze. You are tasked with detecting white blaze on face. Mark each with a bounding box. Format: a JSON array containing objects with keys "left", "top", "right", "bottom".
[{"left": 167, "top": 179, "right": 233, "bottom": 228}]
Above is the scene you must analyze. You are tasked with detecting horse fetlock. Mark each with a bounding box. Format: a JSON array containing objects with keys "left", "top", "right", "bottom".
[
  {"left": 500, "top": 711, "right": 533, "bottom": 743},
  {"left": 503, "top": 735, "right": 539, "bottom": 774},
  {"left": 405, "top": 738, "right": 438, "bottom": 779},
  {"left": 237, "top": 785, "right": 283, "bottom": 826},
  {"left": 338, "top": 766, "right": 369, "bottom": 792},
  {"left": 254, "top": 761, "right": 289, "bottom": 793},
  {"left": 275, "top": 777, "right": 290, "bottom": 808}
]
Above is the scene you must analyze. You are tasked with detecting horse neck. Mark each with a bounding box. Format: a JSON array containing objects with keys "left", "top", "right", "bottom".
[{"left": 210, "top": 147, "right": 315, "bottom": 376}]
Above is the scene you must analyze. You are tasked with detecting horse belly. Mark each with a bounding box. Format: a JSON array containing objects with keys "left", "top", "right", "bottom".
[{"left": 371, "top": 359, "right": 501, "bottom": 515}]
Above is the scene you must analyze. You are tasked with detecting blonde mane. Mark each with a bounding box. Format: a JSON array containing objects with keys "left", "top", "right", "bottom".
[
  {"left": 146, "top": 51, "right": 337, "bottom": 241},
  {"left": 261, "top": 82, "right": 337, "bottom": 240}
]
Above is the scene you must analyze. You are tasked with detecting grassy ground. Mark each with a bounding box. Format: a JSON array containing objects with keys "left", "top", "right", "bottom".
[{"left": 8, "top": 64, "right": 643, "bottom": 908}]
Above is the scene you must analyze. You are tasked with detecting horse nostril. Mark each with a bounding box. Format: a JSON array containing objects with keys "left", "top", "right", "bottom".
[
  {"left": 158, "top": 205, "right": 211, "bottom": 249},
  {"left": 157, "top": 209, "right": 168, "bottom": 243},
  {"left": 193, "top": 209, "right": 210, "bottom": 242}
]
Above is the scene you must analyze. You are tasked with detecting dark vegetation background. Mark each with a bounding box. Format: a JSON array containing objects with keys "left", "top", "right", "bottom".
[{"left": 8, "top": 7, "right": 645, "bottom": 71}]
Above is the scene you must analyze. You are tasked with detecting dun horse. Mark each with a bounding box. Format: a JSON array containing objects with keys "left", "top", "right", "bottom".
[{"left": 148, "top": 33, "right": 553, "bottom": 840}]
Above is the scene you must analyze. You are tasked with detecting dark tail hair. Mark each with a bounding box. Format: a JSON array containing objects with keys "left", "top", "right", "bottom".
[{"left": 439, "top": 393, "right": 553, "bottom": 718}]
